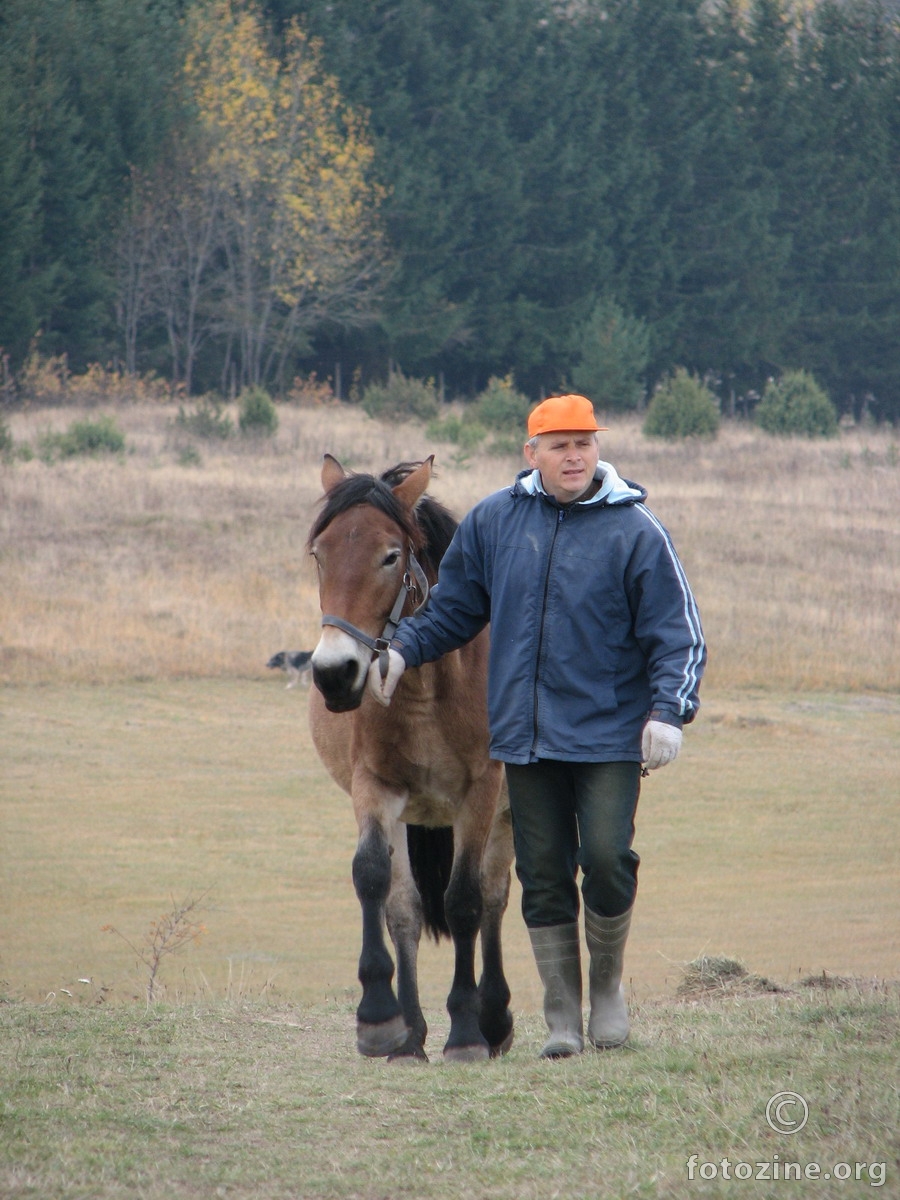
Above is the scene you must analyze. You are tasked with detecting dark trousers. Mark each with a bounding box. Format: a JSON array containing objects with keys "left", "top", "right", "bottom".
[{"left": 505, "top": 760, "right": 641, "bottom": 928}]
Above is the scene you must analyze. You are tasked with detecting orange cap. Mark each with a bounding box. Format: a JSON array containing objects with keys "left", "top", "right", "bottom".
[{"left": 527, "top": 394, "right": 607, "bottom": 438}]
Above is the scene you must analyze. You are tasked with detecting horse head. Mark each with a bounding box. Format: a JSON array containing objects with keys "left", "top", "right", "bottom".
[{"left": 308, "top": 455, "right": 434, "bottom": 713}]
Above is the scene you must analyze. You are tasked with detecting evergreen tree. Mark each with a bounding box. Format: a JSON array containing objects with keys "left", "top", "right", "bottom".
[
  {"left": 781, "top": 0, "right": 900, "bottom": 418},
  {"left": 25, "top": 61, "right": 108, "bottom": 362},
  {"left": 572, "top": 296, "right": 650, "bottom": 412},
  {"left": 281, "top": 0, "right": 612, "bottom": 394},
  {"left": 680, "top": 1, "right": 789, "bottom": 383},
  {"left": 0, "top": 0, "right": 186, "bottom": 370},
  {"left": 0, "top": 58, "right": 45, "bottom": 362},
  {"left": 596, "top": 0, "right": 788, "bottom": 386},
  {"left": 3, "top": 0, "right": 898, "bottom": 412},
  {"left": 721, "top": 0, "right": 804, "bottom": 389}
]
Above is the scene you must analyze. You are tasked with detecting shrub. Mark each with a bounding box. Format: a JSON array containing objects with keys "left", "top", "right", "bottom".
[
  {"left": 18, "top": 344, "right": 70, "bottom": 405},
  {"left": 360, "top": 371, "right": 440, "bottom": 421},
  {"left": 38, "top": 415, "right": 127, "bottom": 461},
  {"left": 572, "top": 296, "right": 650, "bottom": 412},
  {"left": 177, "top": 444, "right": 202, "bottom": 467},
  {"left": 643, "top": 369, "right": 720, "bottom": 440},
  {"left": 491, "top": 434, "right": 528, "bottom": 457},
  {"left": 426, "top": 413, "right": 488, "bottom": 454},
  {"left": 0, "top": 418, "right": 13, "bottom": 460},
  {"left": 65, "top": 363, "right": 170, "bottom": 406},
  {"left": 238, "top": 387, "right": 279, "bottom": 437},
  {"left": 17, "top": 347, "right": 171, "bottom": 407},
  {"left": 471, "top": 374, "right": 531, "bottom": 432},
  {"left": 176, "top": 399, "right": 233, "bottom": 440},
  {"left": 755, "top": 370, "right": 837, "bottom": 438},
  {"left": 286, "top": 372, "right": 335, "bottom": 407}
]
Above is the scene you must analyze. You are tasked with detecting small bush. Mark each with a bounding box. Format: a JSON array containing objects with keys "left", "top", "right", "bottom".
[
  {"left": 426, "top": 413, "right": 488, "bottom": 453},
  {"left": 0, "top": 418, "right": 14, "bottom": 460},
  {"left": 361, "top": 371, "right": 439, "bottom": 422},
  {"left": 18, "top": 344, "right": 70, "bottom": 405},
  {"left": 755, "top": 370, "right": 837, "bottom": 438},
  {"left": 491, "top": 434, "right": 528, "bottom": 457},
  {"left": 471, "top": 374, "right": 531, "bottom": 432},
  {"left": 286, "top": 372, "right": 335, "bottom": 407},
  {"left": 238, "top": 387, "right": 279, "bottom": 437},
  {"left": 643, "top": 369, "right": 720, "bottom": 440},
  {"left": 64, "top": 416, "right": 127, "bottom": 456},
  {"left": 17, "top": 347, "right": 172, "bottom": 407},
  {"left": 176, "top": 399, "right": 233, "bottom": 440},
  {"left": 176, "top": 444, "right": 202, "bottom": 467},
  {"left": 38, "top": 415, "right": 127, "bottom": 461},
  {"left": 572, "top": 296, "right": 650, "bottom": 412}
]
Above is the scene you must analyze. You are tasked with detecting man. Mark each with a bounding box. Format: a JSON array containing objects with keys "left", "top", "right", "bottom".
[{"left": 368, "top": 394, "right": 706, "bottom": 1057}]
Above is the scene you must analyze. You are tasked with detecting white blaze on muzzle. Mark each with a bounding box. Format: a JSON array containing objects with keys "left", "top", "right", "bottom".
[{"left": 311, "top": 627, "right": 371, "bottom": 693}]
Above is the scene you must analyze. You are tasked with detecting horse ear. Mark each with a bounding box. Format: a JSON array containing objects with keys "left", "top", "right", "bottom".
[
  {"left": 392, "top": 456, "right": 434, "bottom": 509},
  {"left": 321, "top": 453, "right": 346, "bottom": 493}
]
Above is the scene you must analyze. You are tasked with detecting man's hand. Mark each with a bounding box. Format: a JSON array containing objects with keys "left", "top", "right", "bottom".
[
  {"left": 366, "top": 647, "right": 406, "bottom": 706},
  {"left": 641, "top": 719, "right": 683, "bottom": 770}
]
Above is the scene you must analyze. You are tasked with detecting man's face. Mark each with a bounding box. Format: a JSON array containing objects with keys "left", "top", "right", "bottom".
[{"left": 524, "top": 431, "right": 601, "bottom": 503}]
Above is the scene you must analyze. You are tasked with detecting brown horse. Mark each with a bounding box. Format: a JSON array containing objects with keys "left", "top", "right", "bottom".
[{"left": 307, "top": 455, "right": 514, "bottom": 1062}]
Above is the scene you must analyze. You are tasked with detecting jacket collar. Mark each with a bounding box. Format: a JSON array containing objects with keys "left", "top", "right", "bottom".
[{"left": 515, "top": 461, "right": 646, "bottom": 506}]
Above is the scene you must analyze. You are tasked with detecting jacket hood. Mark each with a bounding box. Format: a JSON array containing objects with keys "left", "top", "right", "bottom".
[{"left": 515, "top": 461, "right": 646, "bottom": 506}]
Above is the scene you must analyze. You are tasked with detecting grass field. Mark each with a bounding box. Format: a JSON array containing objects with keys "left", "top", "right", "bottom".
[
  {"left": 2, "top": 402, "right": 898, "bottom": 690},
  {"left": 2, "top": 988, "right": 897, "bottom": 1199},
  {"left": 1, "top": 399, "right": 899, "bottom": 1197},
  {"left": 1, "top": 682, "right": 898, "bottom": 1011}
]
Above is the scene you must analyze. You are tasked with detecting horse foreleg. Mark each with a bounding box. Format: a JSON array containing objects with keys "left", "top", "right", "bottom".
[
  {"left": 384, "top": 831, "right": 429, "bottom": 1061},
  {"left": 478, "top": 803, "right": 515, "bottom": 1056},
  {"left": 351, "top": 820, "right": 408, "bottom": 1057},
  {"left": 443, "top": 846, "right": 490, "bottom": 1062}
]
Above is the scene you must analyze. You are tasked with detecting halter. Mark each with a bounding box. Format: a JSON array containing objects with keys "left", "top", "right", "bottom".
[{"left": 321, "top": 546, "right": 430, "bottom": 680}]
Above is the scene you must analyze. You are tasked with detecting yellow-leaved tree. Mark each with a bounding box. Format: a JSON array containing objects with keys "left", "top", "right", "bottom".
[{"left": 179, "top": 0, "right": 386, "bottom": 389}]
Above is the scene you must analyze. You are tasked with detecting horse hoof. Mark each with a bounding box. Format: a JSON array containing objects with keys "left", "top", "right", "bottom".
[
  {"left": 490, "top": 1026, "right": 515, "bottom": 1058},
  {"left": 387, "top": 1033, "right": 429, "bottom": 1063},
  {"left": 387, "top": 1048, "right": 429, "bottom": 1065},
  {"left": 357, "top": 1014, "right": 410, "bottom": 1058},
  {"left": 442, "top": 1042, "right": 491, "bottom": 1064}
]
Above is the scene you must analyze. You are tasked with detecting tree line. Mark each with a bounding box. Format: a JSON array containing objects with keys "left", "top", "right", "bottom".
[{"left": 2, "top": 0, "right": 899, "bottom": 419}]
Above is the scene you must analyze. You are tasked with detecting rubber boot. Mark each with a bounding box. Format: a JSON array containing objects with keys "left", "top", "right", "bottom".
[
  {"left": 584, "top": 906, "right": 632, "bottom": 1048},
  {"left": 528, "top": 923, "right": 584, "bottom": 1059}
]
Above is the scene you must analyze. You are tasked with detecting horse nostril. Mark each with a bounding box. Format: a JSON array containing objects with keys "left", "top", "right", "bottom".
[{"left": 313, "top": 659, "right": 362, "bottom": 695}]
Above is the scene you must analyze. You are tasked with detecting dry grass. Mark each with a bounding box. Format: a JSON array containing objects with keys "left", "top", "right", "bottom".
[
  {"left": 676, "top": 955, "right": 785, "bottom": 999},
  {"left": 1, "top": 401, "right": 898, "bottom": 690},
  {"left": 3, "top": 398, "right": 898, "bottom": 1200},
  {"left": 2, "top": 681, "right": 897, "bottom": 1009}
]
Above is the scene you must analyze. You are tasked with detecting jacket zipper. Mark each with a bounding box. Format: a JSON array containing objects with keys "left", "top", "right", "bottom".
[{"left": 531, "top": 506, "right": 567, "bottom": 758}]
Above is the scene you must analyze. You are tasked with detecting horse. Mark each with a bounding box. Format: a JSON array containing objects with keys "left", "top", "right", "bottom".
[{"left": 307, "top": 455, "right": 514, "bottom": 1062}]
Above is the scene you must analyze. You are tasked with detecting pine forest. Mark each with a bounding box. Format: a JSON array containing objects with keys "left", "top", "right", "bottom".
[{"left": 2, "top": 0, "right": 900, "bottom": 420}]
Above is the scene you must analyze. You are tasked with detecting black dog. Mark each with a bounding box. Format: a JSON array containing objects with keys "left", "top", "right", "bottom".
[{"left": 267, "top": 650, "right": 313, "bottom": 689}]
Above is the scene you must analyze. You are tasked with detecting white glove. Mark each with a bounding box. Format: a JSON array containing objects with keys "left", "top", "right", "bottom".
[
  {"left": 641, "top": 719, "right": 683, "bottom": 770},
  {"left": 366, "top": 647, "right": 406, "bottom": 706}
]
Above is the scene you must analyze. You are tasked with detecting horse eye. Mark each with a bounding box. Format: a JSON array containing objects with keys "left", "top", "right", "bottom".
[{"left": 382, "top": 550, "right": 401, "bottom": 568}]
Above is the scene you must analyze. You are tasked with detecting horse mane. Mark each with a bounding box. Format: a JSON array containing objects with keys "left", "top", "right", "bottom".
[{"left": 308, "top": 461, "right": 459, "bottom": 578}]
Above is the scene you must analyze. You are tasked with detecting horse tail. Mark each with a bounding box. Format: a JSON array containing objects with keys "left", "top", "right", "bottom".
[{"left": 405, "top": 824, "right": 453, "bottom": 941}]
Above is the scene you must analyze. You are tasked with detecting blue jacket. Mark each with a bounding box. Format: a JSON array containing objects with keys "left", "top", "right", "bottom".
[{"left": 393, "top": 461, "right": 706, "bottom": 765}]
